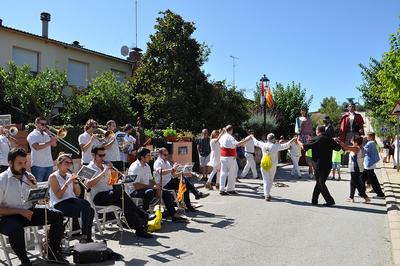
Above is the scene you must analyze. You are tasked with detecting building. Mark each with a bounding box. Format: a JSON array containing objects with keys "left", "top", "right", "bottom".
[{"left": 0, "top": 12, "right": 137, "bottom": 94}]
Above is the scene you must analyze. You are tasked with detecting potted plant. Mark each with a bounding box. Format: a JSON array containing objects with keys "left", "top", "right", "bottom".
[
  {"left": 163, "top": 127, "right": 177, "bottom": 142},
  {"left": 144, "top": 129, "right": 155, "bottom": 145},
  {"left": 180, "top": 130, "right": 193, "bottom": 142}
]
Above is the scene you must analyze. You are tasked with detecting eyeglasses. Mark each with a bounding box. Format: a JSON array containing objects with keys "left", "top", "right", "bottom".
[{"left": 97, "top": 154, "right": 106, "bottom": 157}]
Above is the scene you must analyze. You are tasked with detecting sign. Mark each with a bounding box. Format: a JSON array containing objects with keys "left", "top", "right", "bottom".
[
  {"left": 381, "top": 127, "right": 388, "bottom": 133},
  {"left": 391, "top": 102, "right": 400, "bottom": 115},
  {"left": 0, "top": 115, "right": 11, "bottom": 125}
]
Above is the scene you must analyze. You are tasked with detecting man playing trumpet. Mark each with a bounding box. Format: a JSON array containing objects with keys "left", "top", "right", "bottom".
[{"left": 0, "top": 126, "right": 17, "bottom": 173}]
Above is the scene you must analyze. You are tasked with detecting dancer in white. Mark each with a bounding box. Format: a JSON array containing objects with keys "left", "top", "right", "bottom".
[
  {"left": 206, "top": 129, "right": 223, "bottom": 190},
  {"left": 240, "top": 129, "right": 258, "bottom": 179},
  {"left": 219, "top": 125, "right": 252, "bottom": 195},
  {"left": 289, "top": 134, "right": 302, "bottom": 178},
  {"left": 252, "top": 133, "right": 296, "bottom": 201}
]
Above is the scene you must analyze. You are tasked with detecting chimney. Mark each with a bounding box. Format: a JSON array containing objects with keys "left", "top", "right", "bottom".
[{"left": 40, "top": 12, "right": 51, "bottom": 38}]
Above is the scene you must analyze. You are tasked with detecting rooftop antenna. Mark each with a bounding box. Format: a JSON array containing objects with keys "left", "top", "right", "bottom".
[{"left": 230, "top": 55, "right": 239, "bottom": 88}]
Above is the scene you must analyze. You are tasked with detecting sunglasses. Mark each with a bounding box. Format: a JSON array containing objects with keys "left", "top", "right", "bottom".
[{"left": 97, "top": 154, "right": 106, "bottom": 157}]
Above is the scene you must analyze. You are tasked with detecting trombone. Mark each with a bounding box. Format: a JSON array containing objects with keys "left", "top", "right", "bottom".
[
  {"left": 93, "top": 128, "right": 114, "bottom": 142},
  {"left": 46, "top": 126, "right": 80, "bottom": 155}
]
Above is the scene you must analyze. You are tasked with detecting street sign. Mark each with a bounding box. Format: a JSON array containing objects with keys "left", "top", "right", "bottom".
[{"left": 391, "top": 102, "right": 400, "bottom": 115}]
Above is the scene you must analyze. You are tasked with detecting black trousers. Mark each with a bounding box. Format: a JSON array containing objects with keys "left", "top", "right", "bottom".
[
  {"left": 312, "top": 166, "right": 335, "bottom": 204},
  {"left": 54, "top": 198, "right": 94, "bottom": 239},
  {"left": 362, "top": 169, "right": 385, "bottom": 197},
  {"left": 164, "top": 177, "right": 194, "bottom": 209},
  {"left": 130, "top": 188, "right": 155, "bottom": 211},
  {"left": 0, "top": 207, "right": 63, "bottom": 264},
  {"left": 162, "top": 190, "right": 178, "bottom": 217},
  {"left": 350, "top": 172, "right": 368, "bottom": 199},
  {"left": 93, "top": 188, "right": 147, "bottom": 231}
]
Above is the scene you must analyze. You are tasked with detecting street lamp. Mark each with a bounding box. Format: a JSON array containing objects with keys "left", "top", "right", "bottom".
[{"left": 260, "top": 74, "right": 270, "bottom": 133}]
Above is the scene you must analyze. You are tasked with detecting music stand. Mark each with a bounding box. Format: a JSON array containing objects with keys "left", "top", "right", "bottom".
[{"left": 77, "top": 166, "right": 97, "bottom": 180}]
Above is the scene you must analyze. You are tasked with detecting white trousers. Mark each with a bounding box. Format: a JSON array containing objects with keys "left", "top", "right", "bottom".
[
  {"left": 261, "top": 164, "right": 277, "bottom": 197},
  {"left": 290, "top": 155, "right": 301, "bottom": 176},
  {"left": 240, "top": 153, "right": 258, "bottom": 178},
  {"left": 207, "top": 164, "right": 221, "bottom": 184},
  {"left": 220, "top": 156, "right": 238, "bottom": 192}
]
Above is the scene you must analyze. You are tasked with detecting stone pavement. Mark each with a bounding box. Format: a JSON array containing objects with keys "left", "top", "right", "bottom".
[{"left": 0, "top": 164, "right": 392, "bottom": 266}]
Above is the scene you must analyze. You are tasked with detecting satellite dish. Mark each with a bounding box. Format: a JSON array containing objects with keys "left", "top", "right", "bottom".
[{"left": 120, "top": 45, "right": 129, "bottom": 56}]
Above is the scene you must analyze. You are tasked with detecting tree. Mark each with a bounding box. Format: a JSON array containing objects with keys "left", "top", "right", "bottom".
[
  {"left": 272, "top": 82, "right": 313, "bottom": 135},
  {"left": 63, "top": 71, "right": 136, "bottom": 125},
  {"left": 318, "top": 97, "right": 342, "bottom": 128},
  {"left": 131, "top": 10, "right": 214, "bottom": 131},
  {"left": 0, "top": 62, "right": 67, "bottom": 123}
]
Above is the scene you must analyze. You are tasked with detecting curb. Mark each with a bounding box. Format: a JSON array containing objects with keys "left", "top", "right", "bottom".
[{"left": 381, "top": 165, "right": 400, "bottom": 266}]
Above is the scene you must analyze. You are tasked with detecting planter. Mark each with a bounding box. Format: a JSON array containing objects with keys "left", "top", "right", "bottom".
[
  {"left": 165, "top": 136, "right": 177, "bottom": 142},
  {"left": 180, "top": 137, "right": 192, "bottom": 142}
]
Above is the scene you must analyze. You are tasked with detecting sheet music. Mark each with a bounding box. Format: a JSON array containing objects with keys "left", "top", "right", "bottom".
[
  {"left": 175, "top": 164, "right": 193, "bottom": 175},
  {"left": 77, "top": 166, "right": 97, "bottom": 180}
]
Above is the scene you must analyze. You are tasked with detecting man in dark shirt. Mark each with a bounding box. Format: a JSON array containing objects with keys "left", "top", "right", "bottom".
[
  {"left": 300, "top": 125, "right": 341, "bottom": 206},
  {"left": 196, "top": 129, "right": 211, "bottom": 179},
  {"left": 323, "top": 116, "right": 335, "bottom": 139}
]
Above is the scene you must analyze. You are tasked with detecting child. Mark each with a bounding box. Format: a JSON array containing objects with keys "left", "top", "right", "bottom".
[
  {"left": 331, "top": 149, "right": 344, "bottom": 180},
  {"left": 305, "top": 148, "right": 315, "bottom": 178},
  {"left": 289, "top": 135, "right": 302, "bottom": 178}
]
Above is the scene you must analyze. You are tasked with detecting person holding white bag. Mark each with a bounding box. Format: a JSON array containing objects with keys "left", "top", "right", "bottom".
[{"left": 252, "top": 133, "right": 296, "bottom": 201}]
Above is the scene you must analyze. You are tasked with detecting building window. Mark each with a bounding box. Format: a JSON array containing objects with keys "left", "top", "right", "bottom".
[
  {"left": 12, "top": 47, "right": 39, "bottom": 74},
  {"left": 68, "top": 59, "right": 88, "bottom": 89},
  {"left": 111, "top": 69, "right": 126, "bottom": 82}
]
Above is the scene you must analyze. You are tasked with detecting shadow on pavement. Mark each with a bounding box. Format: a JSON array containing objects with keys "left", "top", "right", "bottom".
[{"left": 148, "top": 247, "right": 192, "bottom": 264}]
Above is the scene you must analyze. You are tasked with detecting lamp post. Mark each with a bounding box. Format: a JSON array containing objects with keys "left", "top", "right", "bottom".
[{"left": 260, "top": 74, "right": 270, "bottom": 133}]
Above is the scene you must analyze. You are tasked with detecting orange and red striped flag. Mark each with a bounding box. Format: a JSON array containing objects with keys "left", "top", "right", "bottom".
[
  {"left": 176, "top": 174, "right": 187, "bottom": 202},
  {"left": 266, "top": 84, "right": 274, "bottom": 108}
]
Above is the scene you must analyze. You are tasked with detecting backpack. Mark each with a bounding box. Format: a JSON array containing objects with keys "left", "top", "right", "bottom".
[{"left": 261, "top": 147, "right": 272, "bottom": 171}]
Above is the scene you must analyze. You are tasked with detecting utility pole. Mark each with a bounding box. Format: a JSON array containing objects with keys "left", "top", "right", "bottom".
[{"left": 230, "top": 55, "right": 239, "bottom": 88}]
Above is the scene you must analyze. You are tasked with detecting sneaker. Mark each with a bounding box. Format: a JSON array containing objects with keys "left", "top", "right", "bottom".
[
  {"left": 338, "top": 176, "right": 341, "bottom": 181},
  {"left": 195, "top": 192, "right": 210, "bottom": 200},
  {"left": 220, "top": 191, "right": 229, "bottom": 196},
  {"left": 265, "top": 196, "right": 272, "bottom": 201},
  {"left": 346, "top": 198, "right": 355, "bottom": 203},
  {"left": 135, "top": 230, "right": 153, "bottom": 238},
  {"left": 227, "top": 191, "right": 238, "bottom": 195},
  {"left": 363, "top": 197, "right": 371, "bottom": 203}
]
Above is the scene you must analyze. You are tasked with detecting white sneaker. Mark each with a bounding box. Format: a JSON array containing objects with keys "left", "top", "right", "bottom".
[{"left": 346, "top": 198, "right": 355, "bottom": 203}]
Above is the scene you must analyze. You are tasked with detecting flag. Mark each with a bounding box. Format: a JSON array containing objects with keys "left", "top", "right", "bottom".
[
  {"left": 176, "top": 174, "right": 187, "bottom": 202},
  {"left": 260, "top": 80, "right": 265, "bottom": 106},
  {"left": 266, "top": 84, "right": 274, "bottom": 108}
]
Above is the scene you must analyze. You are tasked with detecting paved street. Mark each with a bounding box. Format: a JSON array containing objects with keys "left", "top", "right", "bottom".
[{"left": 1, "top": 165, "right": 392, "bottom": 266}]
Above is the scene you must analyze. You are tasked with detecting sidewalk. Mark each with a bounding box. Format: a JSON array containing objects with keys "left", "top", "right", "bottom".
[{"left": 380, "top": 162, "right": 400, "bottom": 265}]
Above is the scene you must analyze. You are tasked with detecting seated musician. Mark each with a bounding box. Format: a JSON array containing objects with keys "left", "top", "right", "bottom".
[
  {"left": 128, "top": 148, "right": 187, "bottom": 222},
  {"left": 153, "top": 148, "right": 209, "bottom": 213},
  {"left": 85, "top": 145, "right": 155, "bottom": 238},
  {"left": 48, "top": 153, "right": 95, "bottom": 243},
  {"left": 0, "top": 148, "right": 66, "bottom": 265}
]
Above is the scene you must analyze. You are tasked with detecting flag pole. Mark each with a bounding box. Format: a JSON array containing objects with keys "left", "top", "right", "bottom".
[{"left": 260, "top": 74, "right": 270, "bottom": 133}]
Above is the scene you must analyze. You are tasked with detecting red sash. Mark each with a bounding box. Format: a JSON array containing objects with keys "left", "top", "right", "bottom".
[{"left": 220, "top": 147, "right": 237, "bottom": 157}]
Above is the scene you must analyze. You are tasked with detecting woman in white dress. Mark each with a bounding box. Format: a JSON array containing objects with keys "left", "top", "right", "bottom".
[{"left": 205, "top": 129, "right": 224, "bottom": 190}]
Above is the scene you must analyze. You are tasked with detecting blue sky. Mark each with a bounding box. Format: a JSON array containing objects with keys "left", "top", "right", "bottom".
[{"left": 1, "top": 0, "right": 399, "bottom": 111}]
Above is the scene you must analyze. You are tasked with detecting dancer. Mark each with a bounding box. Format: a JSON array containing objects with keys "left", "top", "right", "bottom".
[
  {"left": 252, "top": 133, "right": 296, "bottom": 201},
  {"left": 240, "top": 129, "right": 258, "bottom": 179},
  {"left": 289, "top": 134, "right": 302, "bottom": 178},
  {"left": 206, "top": 129, "right": 223, "bottom": 190}
]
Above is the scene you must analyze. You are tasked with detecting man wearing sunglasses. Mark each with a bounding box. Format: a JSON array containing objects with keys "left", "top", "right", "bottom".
[
  {"left": 86, "top": 145, "right": 154, "bottom": 238},
  {"left": 27, "top": 117, "right": 57, "bottom": 182}
]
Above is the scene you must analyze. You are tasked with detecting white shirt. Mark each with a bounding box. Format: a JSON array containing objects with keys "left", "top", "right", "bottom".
[
  {"left": 153, "top": 158, "right": 174, "bottom": 187},
  {"left": 219, "top": 133, "right": 239, "bottom": 149},
  {"left": 0, "top": 168, "right": 35, "bottom": 210},
  {"left": 78, "top": 131, "right": 100, "bottom": 164},
  {"left": 348, "top": 147, "right": 364, "bottom": 172},
  {"left": 49, "top": 170, "right": 76, "bottom": 206},
  {"left": 87, "top": 161, "right": 112, "bottom": 198},
  {"left": 27, "top": 129, "right": 53, "bottom": 167},
  {"left": 207, "top": 139, "right": 221, "bottom": 167},
  {"left": 0, "top": 136, "right": 11, "bottom": 166},
  {"left": 116, "top": 132, "right": 136, "bottom": 162},
  {"left": 244, "top": 138, "right": 255, "bottom": 153},
  {"left": 127, "top": 160, "right": 152, "bottom": 194},
  {"left": 253, "top": 137, "right": 292, "bottom": 165},
  {"left": 289, "top": 142, "right": 302, "bottom": 158},
  {"left": 105, "top": 135, "right": 120, "bottom": 162}
]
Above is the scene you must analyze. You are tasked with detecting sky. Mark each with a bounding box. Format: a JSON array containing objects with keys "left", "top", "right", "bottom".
[{"left": 1, "top": 0, "right": 399, "bottom": 111}]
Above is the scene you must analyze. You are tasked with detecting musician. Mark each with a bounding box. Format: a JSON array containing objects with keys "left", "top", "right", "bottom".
[
  {"left": 128, "top": 148, "right": 188, "bottom": 222},
  {"left": 78, "top": 119, "right": 101, "bottom": 165},
  {"left": 86, "top": 145, "right": 154, "bottom": 238},
  {"left": 116, "top": 123, "right": 136, "bottom": 170},
  {"left": 0, "top": 126, "right": 16, "bottom": 173},
  {"left": 26, "top": 117, "right": 57, "bottom": 182},
  {"left": 154, "top": 148, "right": 208, "bottom": 212},
  {"left": 103, "top": 120, "right": 123, "bottom": 171},
  {"left": 0, "top": 148, "right": 66, "bottom": 265},
  {"left": 48, "top": 153, "right": 94, "bottom": 243}
]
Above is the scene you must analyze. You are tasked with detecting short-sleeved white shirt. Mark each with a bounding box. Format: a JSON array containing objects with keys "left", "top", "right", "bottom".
[
  {"left": 104, "top": 136, "right": 120, "bottom": 162},
  {"left": 27, "top": 129, "right": 53, "bottom": 167},
  {"left": 127, "top": 160, "right": 152, "bottom": 194},
  {"left": 0, "top": 168, "right": 35, "bottom": 210},
  {"left": 49, "top": 170, "right": 76, "bottom": 206},
  {"left": 153, "top": 158, "right": 173, "bottom": 187},
  {"left": 79, "top": 131, "right": 100, "bottom": 164},
  {"left": 87, "top": 161, "right": 112, "bottom": 198},
  {"left": 244, "top": 138, "right": 255, "bottom": 153},
  {"left": 0, "top": 136, "right": 11, "bottom": 166},
  {"left": 219, "top": 133, "right": 239, "bottom": 149}
]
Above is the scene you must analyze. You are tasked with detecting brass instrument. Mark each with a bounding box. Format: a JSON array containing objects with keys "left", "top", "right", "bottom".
[
  {"left": 46, "top": 126, "right": 80, "bottom": 155},
  {"left": 4, "top": 126, "right": 18, "bottom": 141},
  {"left": 76, "top": 175, "right": 91, "bottom": 192},
  {"left": 93, "top": 128, "right": 115, "bottom": 142}
]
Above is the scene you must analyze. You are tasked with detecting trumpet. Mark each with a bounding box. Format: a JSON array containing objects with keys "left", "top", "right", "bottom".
[
  {"left": 93, "top": 128, "right": 114, "bottom": 142},
  {"left": 46, "top": 126, "right": 80, "bottom": 155}
]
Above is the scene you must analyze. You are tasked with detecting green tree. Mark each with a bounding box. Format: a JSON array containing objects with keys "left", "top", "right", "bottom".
[
  {"left": 0, "top": 62, "right": 67, "bottom": 123},
  {"left": 131, "top": 10, "right": 213, "bottom": 131},
  {"left": 63, "top": 71, "right": 136, "bottom": 125},
  {"left": 272, "top": 82, "right": 313, "bottom": 135},
  {"left": 318, "top": 96, "right": 342, "bottom": 128}
]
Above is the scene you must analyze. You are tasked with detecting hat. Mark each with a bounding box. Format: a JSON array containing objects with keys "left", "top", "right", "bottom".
[{"left": 322, "top": 115, "right": 331, "bottom": 122}]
